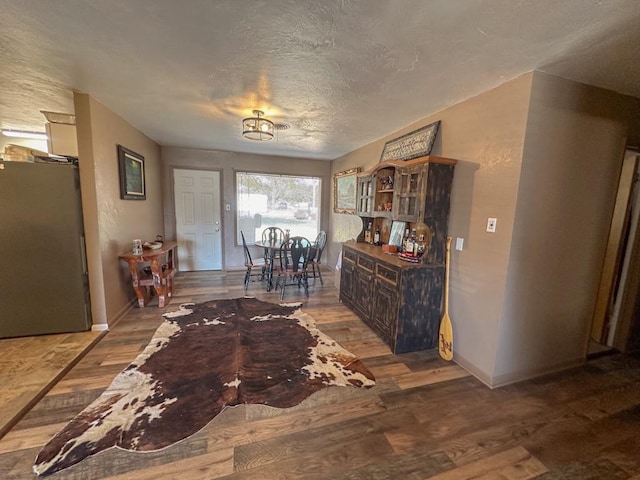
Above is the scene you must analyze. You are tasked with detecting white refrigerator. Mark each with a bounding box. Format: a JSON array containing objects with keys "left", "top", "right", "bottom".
[{"left": 0, "top": 160, "right": 91, "bottom": 338}]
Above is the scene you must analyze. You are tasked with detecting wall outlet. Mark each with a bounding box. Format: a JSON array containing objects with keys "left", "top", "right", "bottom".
[{"left": 486, "top": 217, "right": 497, "bottom": 233}]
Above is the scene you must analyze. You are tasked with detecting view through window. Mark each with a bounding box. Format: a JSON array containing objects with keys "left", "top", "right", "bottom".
[{"left": 236, "top": 172, "right": 321, "bottom": 245}]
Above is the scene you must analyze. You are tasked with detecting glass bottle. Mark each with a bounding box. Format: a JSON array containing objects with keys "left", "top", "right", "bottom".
[
  {"left": 416, "top": 234, "right": 426, "bottom": 257},
  {"left": 402, "top": 227, "right": 410, "bottom": 252},
  {"left": 409, "top": 229, "right": 417, "bottom": 256},
  {"left": 374, "top": 228, "right": 380, "bottom": 245},
  {"left": 364, "top": 222, "right": 372, "bottom": 244}
]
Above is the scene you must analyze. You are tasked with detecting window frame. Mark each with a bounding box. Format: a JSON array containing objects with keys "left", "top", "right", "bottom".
[{"left": 235, "top": 171, "right": 322, "bottom": 246}]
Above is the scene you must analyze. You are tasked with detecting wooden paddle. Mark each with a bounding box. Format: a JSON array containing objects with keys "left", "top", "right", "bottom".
[{"left": 438, "top": 236, "right": 453, "bottom": 361}]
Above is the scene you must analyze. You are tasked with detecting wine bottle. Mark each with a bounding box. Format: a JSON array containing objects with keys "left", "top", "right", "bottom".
[{"left": 374, "top": 229, "right": 380, "bottom": 245}]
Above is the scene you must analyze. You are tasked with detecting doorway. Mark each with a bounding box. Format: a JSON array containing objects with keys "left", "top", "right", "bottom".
[
  {"left": 591, "top": 150, "right": 640, "bottom": 353},
  {"left": 173, "top": 169, "right": 223, "bottom": 271}
]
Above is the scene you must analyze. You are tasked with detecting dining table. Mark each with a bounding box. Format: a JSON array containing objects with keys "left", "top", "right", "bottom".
[
  {"left": 253, "top": 239, "right": 283, "bottom": 291},
  {"left": 254, "top": 237, "right": 317, "bottom": 292}
]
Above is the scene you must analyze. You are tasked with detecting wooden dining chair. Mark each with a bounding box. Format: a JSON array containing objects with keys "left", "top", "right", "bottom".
[
  {"left": 274, "top": 236, "right": 312, "bottom": 300},
  {"left": 260, "top": 226, "right": 286, "bottom": 263},
  {"left": 261, "top": 227, "right": 285, "bottom": 245},
  {"left": 309, "top": 230, "right": 327, "bottom": 285},
  {"left": 241, "top": 231, "right": 267, "bottom": 292}
]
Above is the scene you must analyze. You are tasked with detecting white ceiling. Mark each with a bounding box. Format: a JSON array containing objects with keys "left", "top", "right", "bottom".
[{"left": 1, "top": 0, "right": 639, "bottom": 160}]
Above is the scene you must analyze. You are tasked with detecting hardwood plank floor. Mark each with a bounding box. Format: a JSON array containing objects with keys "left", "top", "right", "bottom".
[
  {"left": 0, "top": 330, "right": 104, "bottom": 440},
  {"left": 1, "top": 269, "right": 640, "bottom": 479}
]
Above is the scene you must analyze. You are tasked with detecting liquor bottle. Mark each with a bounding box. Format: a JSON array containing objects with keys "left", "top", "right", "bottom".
[
  {"left": 364, "top": 222, "right": 372, "bottom": 244},
  {"left": 402, "top": 227, "right": 410, "bottom": 252},
  {"left": 404, "top": 230, "right": 413, "bottom": 255},
  {"left": 374, "top": 228, "right": 380, "bottom": 245},
  {"left": 409, "top": 228, "right": 417, "bottom": 256},
  {"left": 416, "top": 234, "right": 426, "bottom": 257}
]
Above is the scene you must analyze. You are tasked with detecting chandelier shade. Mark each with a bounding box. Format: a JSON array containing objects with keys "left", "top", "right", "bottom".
[{"left": 242, "top": 110, "right": 274, "bottom": 141}]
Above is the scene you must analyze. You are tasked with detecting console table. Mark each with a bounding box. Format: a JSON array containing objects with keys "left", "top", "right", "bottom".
[{"left": 119, "top": 241, "right": 177, "bottom": 308}]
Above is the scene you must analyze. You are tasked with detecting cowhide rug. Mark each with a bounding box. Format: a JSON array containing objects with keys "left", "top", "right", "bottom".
[{"left": 33, "top": 297, "right": 375, "bottom": 476}]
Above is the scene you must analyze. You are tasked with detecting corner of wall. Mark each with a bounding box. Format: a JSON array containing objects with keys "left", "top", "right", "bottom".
[
  {"left": 452, "top": 352, "right": 494, "bottom": 388},
  {"left": 493, "top": 72, "right": 638, "bottom": 383},
  {"left": 74, "top": 92, "right": 108, "bottom": 328}
]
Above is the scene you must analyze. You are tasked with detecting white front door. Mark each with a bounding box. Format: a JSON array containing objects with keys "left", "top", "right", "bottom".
[{"left": 173, "top": 169, "right": 222, "bottom": 271}]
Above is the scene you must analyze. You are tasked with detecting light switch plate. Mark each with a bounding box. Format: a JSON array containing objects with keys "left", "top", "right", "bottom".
[
  {"left": 486, "top": 217, "right": 497, "bottom": 233},
  {"left": 456, "top": 237, "right": 464, "bottom": 251}
]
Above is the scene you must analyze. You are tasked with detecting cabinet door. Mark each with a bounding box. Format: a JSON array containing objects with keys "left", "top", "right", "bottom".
[
  {"left": 356, "top": 175, "right": 374, "bottom": 216},
  {"left": 354, "top": 252, "right": 375, "bottom": 320},
  {"left": 393, "top": 165, "right": 426, "bottom": 221},
  {"left": 354, "top": 270, "right": 373, "bottom": 318},
  {"left": 373, "top": 279, "right": 398, "bottom": 344},
  {"left": 340, "top": 259, "right": 355, "bottom": 303}
]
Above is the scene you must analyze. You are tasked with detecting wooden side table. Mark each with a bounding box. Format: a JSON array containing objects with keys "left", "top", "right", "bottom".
[{"left": 119, "top": 242, "right": 177, "bottom": 307}]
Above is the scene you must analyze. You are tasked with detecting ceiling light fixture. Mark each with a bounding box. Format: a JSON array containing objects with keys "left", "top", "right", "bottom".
[
  {"left": 242, "top": 110, "right": 274, "bottom": 141},
  {"left": 1, "top": 129, "right": 48, "bottom": 140}
]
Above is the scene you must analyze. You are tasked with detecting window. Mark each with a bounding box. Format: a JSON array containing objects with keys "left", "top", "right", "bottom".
[{"left": 236, "top": 172, "right": 322, "bottom": 244}]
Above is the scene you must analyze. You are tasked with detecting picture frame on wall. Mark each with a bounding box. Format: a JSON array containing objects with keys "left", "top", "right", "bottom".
[
  {"left": 117, "top": 145, "right": 146, "bottom": 200},
  {"left": 333, "top": 167, "right": 360, "bottom": 214},
  {"left": 389, "top": 220, "right": 407, "bottom": 247}
]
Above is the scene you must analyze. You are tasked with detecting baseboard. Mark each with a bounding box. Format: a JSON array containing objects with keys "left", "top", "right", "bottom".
[
  {"left": 490, "top": 357, "right": 586, "bottom": 388},
  {"left": 452, "top": 352, "right": 494, "bottom": 388},
  {"left": 91, "top": 324, "right": 109, "bottom": 332},
  {"left": 103, "top": 297, "right": 138, "bottom": 330},
  {"left": 225, "top": 266, "right": 245, "bottom": 272},
  {"left": 453, "top": 352, "right": 586, "bottom": 389}
]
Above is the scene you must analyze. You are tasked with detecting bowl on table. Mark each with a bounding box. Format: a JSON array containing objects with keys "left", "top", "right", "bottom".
[{"left": 143, "top": 241, "right": 163, "bottom": 250}]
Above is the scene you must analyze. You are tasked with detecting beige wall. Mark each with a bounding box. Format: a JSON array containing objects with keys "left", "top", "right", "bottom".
[
  {"left": 330, "top": 71, "right": 640, "bottom": 386},
  {"left": 330, "top": 74, "right": 534, "bottom": 382},
  {"left": 160, "top": 147, "right": 331, "bottom": 270},
  {"left": 330, "top": 142, "right": 382, "bottom": 266},
  {"left": 493, "top": 72, "right": 640, "bottom": 385},
  {"left": 74, "top": 93, "right": 163, "bottom": 328},
  {"left": 438, "top": 74, "right": 535, "bottom": 383}
]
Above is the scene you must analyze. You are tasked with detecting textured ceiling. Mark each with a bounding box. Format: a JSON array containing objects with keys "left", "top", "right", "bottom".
[{"left": 1, "top": 0, "right": 639, "bottom": 160}]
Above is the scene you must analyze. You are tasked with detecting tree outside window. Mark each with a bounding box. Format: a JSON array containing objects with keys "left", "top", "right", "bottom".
[{"left": 236, "top": 172, "right": 321, "bottom": 244}]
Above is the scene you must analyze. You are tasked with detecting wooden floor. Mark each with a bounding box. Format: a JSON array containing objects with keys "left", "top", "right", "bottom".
[
  {"left": 1, "top": 269, "right": 640, "bottom": 479},
  {"left": 0, "top": 329, "right": 104, "bottom": 441}
]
